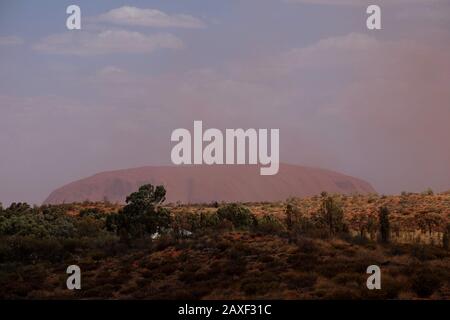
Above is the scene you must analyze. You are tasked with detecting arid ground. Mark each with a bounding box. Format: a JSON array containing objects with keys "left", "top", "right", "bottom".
[{"left": 1, "top": 190, "right": 449, "bottom": 299}]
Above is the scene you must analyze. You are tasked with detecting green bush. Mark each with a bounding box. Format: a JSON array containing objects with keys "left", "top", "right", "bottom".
[
  {"left": 0, "top": 205, "right": 77, "bottom": 238},
  {"left": 256, "top": 214, "right": 284, "bottom": 234},
  {"left": 3, "top": 236, "right": 67, "bottom": 262},
  {"left": 74, "top": 217, "right": 104, "bottom": 237},
  {"left": 170, "top": 211, "right": 219, "bottom": 236},
  {"left": 79, "top": 208, "right": 104, "bottom": 219},
  {"left": 216, "top": 203, "right": 256, "bottom": 229},
  {"left": 106, "top": 184, "right": 171, "bottom": 242}
]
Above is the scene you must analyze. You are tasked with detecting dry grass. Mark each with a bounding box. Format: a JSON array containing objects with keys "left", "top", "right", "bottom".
[{"left": 1, "top": 192, "right": 449, "bottom": 299}]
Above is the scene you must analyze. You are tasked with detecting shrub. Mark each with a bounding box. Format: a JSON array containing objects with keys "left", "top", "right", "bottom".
[
  {"left": 316, "top": 195, "right": 348, "bottom": 236},
  {"left": 171, "top": 211, "right": 220, "bottom": 236},
  {"left": 198, "top": 211, "right": 220, "bottom": 229},
  {"left": 170, "top": 211, "right": 196, "bottom": 238},
  {"left": 256, "top": 214, "right": 284, "bottom": 234},
  {"left": 415, "top": 212, "right": 443, "bottom": 235},
  {"left": 410, "top": 244, "right": 447, "bottom": 261},
  {"left": 216, "top": 203, "right": 256, "bottom": 229},
  {"left": 0, "top": 206, "right": 77, "bottom": 238},
  {"left": 349, "top": 213, "right": 371, "bottom": 239},
  {"left": 5, "top": 202, "right": 32, "bottom": 215},
  {"left": 74, "top": 217, "right": 104, "bottom": 237},
  {"left": 4, "top": 236, "right": 67, "bottom": 262},
  {"left": 285, "top": 202, "right": 300, "bottom": 231},
  {"left": 79, "top": 208, "right": 104, "bottom": 219}
]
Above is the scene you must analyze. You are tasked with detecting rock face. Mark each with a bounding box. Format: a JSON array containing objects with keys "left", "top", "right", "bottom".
[{"left": 44, "top": 164, "right": 376, "bottom": 204}]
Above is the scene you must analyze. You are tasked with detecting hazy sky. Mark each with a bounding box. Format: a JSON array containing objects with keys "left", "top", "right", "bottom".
[{"left": 1, "top": 0, "right": 450, "bottom": 205}]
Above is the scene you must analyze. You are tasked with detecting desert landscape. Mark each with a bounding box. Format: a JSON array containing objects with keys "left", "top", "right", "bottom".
[
  {"left": 1, "top": 1, "right": 450, "bottom": 304},
  {"left": 1, "top": 184, "right": 449, "bottom": 299}
]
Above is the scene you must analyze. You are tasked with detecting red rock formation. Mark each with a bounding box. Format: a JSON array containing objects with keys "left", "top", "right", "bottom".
[{"left": 44, "top": 164, "right": 376, "bottom": 204}]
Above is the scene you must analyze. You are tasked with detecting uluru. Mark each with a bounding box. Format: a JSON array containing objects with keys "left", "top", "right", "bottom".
[{"left": 44, "top": 164, "right": 376, "bottom": 204}]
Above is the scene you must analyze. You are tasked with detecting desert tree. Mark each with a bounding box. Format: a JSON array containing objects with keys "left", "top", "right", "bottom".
[
  {"left": 415, "top": 212, "right": 443, "bottom": 236},
  {"left": 285, "top": 201, "right": 300, "bottom": 231},
  {"left": 106, "top": 184, "right": 170, "bottom": 242},
  {"left": 317, "top": 194, "right": 347, "bottom": 236},
  {"left": 378, "top": 206, "right": 390, "bottom": 243}
]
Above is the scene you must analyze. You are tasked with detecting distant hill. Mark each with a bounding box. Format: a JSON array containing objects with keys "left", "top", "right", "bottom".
[{"left": 44, "top": 164, "right": 376, "bottom": 204}]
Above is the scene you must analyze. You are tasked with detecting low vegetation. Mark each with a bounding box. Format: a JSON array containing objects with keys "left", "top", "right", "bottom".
[{"left": 0, "top": 186, "right": 449, "bottom": 299}]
